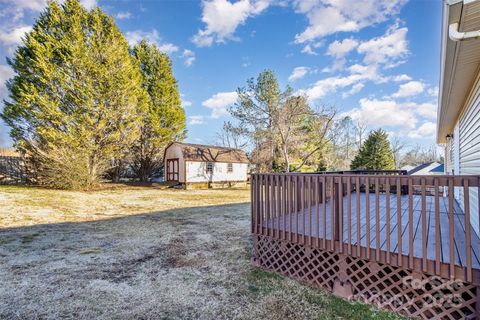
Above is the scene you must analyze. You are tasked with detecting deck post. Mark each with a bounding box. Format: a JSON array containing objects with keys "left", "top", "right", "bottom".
[{"left": 334, "top": 180, "right": 340, "bottom": 243}]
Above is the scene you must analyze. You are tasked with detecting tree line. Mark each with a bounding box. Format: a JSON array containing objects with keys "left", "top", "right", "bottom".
[
  {"left": 1, "top": 0, "right": 186, "bottom": 189},
  {"left": 219, "top": 70, "right": 441, "bottom": 173},
  {"left": 1, "top": 0, "right": 441, "bottom": 189}
]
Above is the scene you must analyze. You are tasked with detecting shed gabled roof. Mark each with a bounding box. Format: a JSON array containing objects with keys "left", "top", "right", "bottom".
[{"left": 166, "top": 142, "right": 249, "bottom": 163}]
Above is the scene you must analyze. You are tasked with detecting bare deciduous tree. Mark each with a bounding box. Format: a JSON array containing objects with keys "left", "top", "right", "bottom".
[
  {"left": 216, "top": 122, "right": 248, "bottom": 150},
  {"left": 390, "top": 136, "right": 406, "bottom": 169}
]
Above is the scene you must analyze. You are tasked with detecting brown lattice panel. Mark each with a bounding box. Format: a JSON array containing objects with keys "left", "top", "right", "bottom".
[{"left": 253, "top": 235, "right": 479, "bottom": 319}]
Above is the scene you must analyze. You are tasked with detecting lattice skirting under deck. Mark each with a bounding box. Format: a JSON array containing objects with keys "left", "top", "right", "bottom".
[{"left": 252, "top": 235, "right": 479, "bottom": 320}]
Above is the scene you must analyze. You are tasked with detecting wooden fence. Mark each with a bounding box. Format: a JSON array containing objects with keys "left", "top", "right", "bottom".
[{"left": 251, "top": 172, "right": 480, "bottom": 283}]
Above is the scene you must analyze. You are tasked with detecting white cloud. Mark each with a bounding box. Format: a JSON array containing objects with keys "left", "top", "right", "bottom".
[
  {"left": 0, "top": 0, "right": 47, "bottom": 13},
  {"left": 125, "top": 29, "right": 179, "bottom": 54},
  {"left": 181, "top": 49, "right": 196, "bottom": 67},
  {"left": 188, "top": 115, "right": 205, "bottom": 125},
  {"left": 288, "top": 66, "right": 310, "bottom": 82},
  {"left": 300, "top": 63, "right": 382, "bottom": 101},
  {"left": 192, "top": 0, "right": 271, "bottom": 47},
  {"left": 0, "top": 0, "right": 95, "bottom": 14},
  {"left": 342, "top": 83, "right": 364, "bottom": 98},
  {"left": 327, "top": 38, "right": 358, "bottom": 58},
  {"left": 202, "top": 91, "right": 237, "bottom": 118},
  {"left": 348, "top": 98, "right": 417, "bottom": 129},
  {"left": 325, "top": 38, "right": 358, "bottom": 71},
  {"left": 80, "top": 0, "right": 97, "bottom": 10},
  {"left": 392, "top": 74, "right": 412, "bottom": 82},
  {"left": 115, "top": 11, "right": 132, "bottom": 20},
  {"left": 357, "top": 23, "right": 408, "bottom": 68},
  {"left": 392, "top": 80, "right": 425, "bottom": 98},
  {"left": 346, "top": 98, "right": 437, "bottom": 135},
  {"left": 301, "top": 44, "right": 317, "bottom": 55},
  {"left": 0, "top": 25, "right": 32, "bottom": 46},
  {"left": 0, "top": 65, "right": 15, "bottom": 101},
  {"left": 427, "top": 86, "right": 439, "bottom": 97},
  {"left": 300, "top": 41, "right": 324, "bottom": 55},
  {"left": 408, "top": 122, "right": 436, "bottom": 139},
  {"left": 413, "top": 102, "right": 437, "bottom": 120},
  {"left": 293, "top": 0, "right": 406, "bottom": 43}
]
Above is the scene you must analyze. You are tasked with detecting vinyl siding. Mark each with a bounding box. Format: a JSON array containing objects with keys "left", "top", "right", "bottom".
[{"left": 459, "top": 78, "right": 480, "bottom": 235}]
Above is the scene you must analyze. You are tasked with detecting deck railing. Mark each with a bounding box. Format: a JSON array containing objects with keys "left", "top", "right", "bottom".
[{"left": 251, "top": 173, "right": 480, "bottom": 283}]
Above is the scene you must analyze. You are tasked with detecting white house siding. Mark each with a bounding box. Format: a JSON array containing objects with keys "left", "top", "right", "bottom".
[
  {"left": 445, "top": 138, "right": 454, "bottom": 175},
  {"left": 458, "top": 76, "right": 480, "bottom": 235},
  {"left": 186, "top": 161, "right": 248, "bottom": 183},
  {"left": 164, "top": 145, "right": 185, "bottom": 183}
]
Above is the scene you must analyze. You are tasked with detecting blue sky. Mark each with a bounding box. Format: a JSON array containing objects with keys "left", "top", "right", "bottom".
[{"left": 0, "top": 0, "right": 442, "bottom": 148}]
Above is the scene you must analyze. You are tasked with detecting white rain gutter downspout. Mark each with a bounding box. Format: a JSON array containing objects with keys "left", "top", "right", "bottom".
[{"left": 449, "top": 22, "right": 480, "bottom": 41}]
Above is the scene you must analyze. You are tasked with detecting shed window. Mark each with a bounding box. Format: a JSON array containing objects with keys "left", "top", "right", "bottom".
[
  {"left": 206, "top": 162, "right": 214, "bottom": 173},
  {"left": 227, "top": 163, "right": 233, "bottom": 173}
]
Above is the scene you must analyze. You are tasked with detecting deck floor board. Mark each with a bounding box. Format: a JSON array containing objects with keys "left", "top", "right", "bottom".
[{"left": 269, "top": 192, "right": 480, "bottom": 269}]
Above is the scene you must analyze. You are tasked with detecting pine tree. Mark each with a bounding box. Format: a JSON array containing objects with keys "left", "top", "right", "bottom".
[
  {"left": 350, "top": 129, "right": 395, "bottom": 170},
  {"left": 131, "top": 40, "right": 186, "bottom": 181},
  {"left": 1, "top": 0, "right": 146, "bottom": 189}
]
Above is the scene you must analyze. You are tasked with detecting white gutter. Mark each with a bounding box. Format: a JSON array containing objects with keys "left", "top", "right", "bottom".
[{"left": 449, "top": 22, "right": 480, "bottom": 41}]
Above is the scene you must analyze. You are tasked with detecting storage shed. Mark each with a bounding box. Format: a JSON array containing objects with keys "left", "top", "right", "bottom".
[{"left": 163, "top": 142, "right": 249, "bottom": 189}]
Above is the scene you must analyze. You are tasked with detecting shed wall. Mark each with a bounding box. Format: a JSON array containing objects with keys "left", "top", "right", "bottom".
[
  {"left": 164, "top": 145, "right": 185, "bottom": 183},
  {"left": 186, "top": 161, "right": 247, "bottom": 183}
]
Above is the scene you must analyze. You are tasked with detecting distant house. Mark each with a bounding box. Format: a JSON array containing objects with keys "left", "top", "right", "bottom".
[
  {"left": 438, "top": 0, "right": 480, "bottom": 234},
  {"left": 163, "top": 142, "right": 249, "bottom": 189},
  {"left": 403, "top": 162, "right": 445, "bottom": 175}
]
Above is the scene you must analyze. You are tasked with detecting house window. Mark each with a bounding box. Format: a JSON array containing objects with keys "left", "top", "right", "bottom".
[
  {"left": 227, "top": 163, "right": 233, "bottom": 173},
  {"left": 206, "top": 162, "right": 214, "bottom": 173}
]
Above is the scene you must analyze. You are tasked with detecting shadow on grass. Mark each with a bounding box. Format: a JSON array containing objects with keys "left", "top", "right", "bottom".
[{"left": 0, "top": 202, "right": 405, "bottom": 320}]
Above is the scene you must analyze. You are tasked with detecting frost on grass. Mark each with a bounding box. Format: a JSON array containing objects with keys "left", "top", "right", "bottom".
[{"left": 0, "top": 187, "right": 405, "bottom": 319}]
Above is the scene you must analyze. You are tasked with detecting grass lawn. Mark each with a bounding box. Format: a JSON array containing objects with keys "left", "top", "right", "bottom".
[{"left": 0, "top": 185, "right": 406, "bottom": 319}]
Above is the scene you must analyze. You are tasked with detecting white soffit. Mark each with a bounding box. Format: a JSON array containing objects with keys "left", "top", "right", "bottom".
[{"left": 438, "top": 0, "right": 480, "bottom": 143}]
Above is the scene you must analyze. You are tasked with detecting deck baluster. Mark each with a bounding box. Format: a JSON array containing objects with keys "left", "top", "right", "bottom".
[
  {"left": 464, "top": 178, "right": 472, "bottom": 282},
  {"left": 375, "top": 177, "right": 380, "bottom": 262},
  {"left": 435, "top": 178, "right": 441, "bottom": 275},
  {"left": 408, "top": 178, "right": 414, "bottom": 269},
  {"left": 316, "top": 176, "right": 320, "bottom": 247},
  {"left": 330, "top": 177, "right": 335, "bottom": 251},
  {"left": 397, "top": 177, "right": 402, "bottom": 267},
  {"left": 322, "top": 176, "right": 327, "bottom": 250},
  {"left": 421, "top": 178, "right": 427, "bottom": 272},
  {"left": 356, "top": 177, "right": 361, "bottom": 258},
  {"left": 366, "top": 176, "right": 370, "bottom": 259},
  {"left": 448, "top": 178, "right": 455, "bottom": 279},
  {"left": 338, "top": 177, "right": 343, "bottom": 253},
  {"left": 386, "top": 177, "right": 391, "bottom": 264},
  {"left": 347, "top": 177, "right": 352, "bottom": 255}
]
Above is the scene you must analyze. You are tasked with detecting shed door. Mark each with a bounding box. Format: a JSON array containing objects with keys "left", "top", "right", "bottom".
[
  {"left": 459, "top": 80, "right": 480, "bottom": 235},
  {"left": 166, "top": 159, "right": 179, "bottom": 181}
]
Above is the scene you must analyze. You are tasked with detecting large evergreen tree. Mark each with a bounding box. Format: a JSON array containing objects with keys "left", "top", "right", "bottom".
[
  {"left": 1, "top": 0, "right": 146, "bottom": 189},
  {"left": 350, "top": 129, "right": 395, "bottom": 170},
  {"left": 131, "top": 40, "right": 186, "bottom": 181}
]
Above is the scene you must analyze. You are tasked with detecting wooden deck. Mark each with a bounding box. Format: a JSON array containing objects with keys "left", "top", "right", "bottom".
[
  {"left": 252, "top": 172, "right": 480, "bottom": 319},
  {"left": 268, "top": 192, "right": 480, "bottom": 269}
]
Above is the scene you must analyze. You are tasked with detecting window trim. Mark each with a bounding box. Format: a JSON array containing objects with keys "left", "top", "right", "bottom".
[
  {"left": 227, "top": 163, "right": 233, "bottom": 173},
  {"left": 206, "top": 162, "right": 214, "bottom": 174}
]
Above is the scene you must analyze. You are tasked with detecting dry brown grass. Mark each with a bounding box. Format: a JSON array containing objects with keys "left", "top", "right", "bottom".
[
  {"left": 0, "top": 184, "right": 250, "bottom": 228},
  {"left": 0, "top": 185, "right": 405, "bottom": 320}
]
